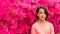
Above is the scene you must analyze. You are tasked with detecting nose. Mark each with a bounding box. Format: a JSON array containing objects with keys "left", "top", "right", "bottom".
[{"left": 41, "top": 14, "right": 46, "bottom": 17}]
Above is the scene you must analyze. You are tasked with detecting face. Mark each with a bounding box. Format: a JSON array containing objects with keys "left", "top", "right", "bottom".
[{"left": 37, "top": 8, "right": 46, "bottom": 21}]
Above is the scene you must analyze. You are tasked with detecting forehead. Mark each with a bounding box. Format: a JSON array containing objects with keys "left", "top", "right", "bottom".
[{"left": 39, "top": 8, "right": 45, "bottom": 12}]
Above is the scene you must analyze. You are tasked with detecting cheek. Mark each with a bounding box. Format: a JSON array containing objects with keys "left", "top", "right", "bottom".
[
  {"left": 44, "top": 14, "right": 46, "bottom": 17},
  {"left": 38, "top": 14, "right": 42, "bottom": 18}
]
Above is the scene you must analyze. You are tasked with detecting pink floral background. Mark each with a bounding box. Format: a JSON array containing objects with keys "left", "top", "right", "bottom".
[{"left": 0, "top": 0, "right": 60, "bottom": 34}]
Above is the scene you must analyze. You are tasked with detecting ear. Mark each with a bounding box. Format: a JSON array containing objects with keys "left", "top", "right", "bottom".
[{"left": 37, "top": 14, "right": 38, "bottom": 16}]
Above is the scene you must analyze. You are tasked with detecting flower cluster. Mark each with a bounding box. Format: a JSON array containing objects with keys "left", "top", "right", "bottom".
[{"left": 0, "top": 0, "right": 60, "bottom": 34}]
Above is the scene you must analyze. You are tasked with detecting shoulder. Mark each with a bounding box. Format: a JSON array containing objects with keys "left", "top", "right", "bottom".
[
  {"left": 46, "top": 21, "right": 54, "bottom": 28},
  {"left": 48, "top": 22, "right": 53, "bottom": 26},
  {"left": 31, "top": 22, "right": 38, "bottom": 28}
]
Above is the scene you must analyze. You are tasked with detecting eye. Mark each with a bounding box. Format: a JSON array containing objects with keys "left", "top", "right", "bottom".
[
  {"left": 39, "top": 12, "right": 46, "bottom": 15},
  {"left": 39, "top": 12, "right": 42, "bottom": 14},
  {"left": 39, "top": 12, "right": 44, "bottom": 14}
]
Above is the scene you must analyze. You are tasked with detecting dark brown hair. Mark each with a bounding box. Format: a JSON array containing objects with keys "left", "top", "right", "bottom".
[{"left": 36, "top": 6, "right": 48, "bottom": 20}]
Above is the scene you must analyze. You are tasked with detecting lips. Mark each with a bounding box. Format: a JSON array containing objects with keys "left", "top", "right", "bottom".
[{"left": 41, "top": 16, "right": 45, "bottom": 18}]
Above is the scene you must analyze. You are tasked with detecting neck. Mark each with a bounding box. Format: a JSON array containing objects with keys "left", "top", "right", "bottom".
[{"left": 38, "top": 19, "right": 46, "bottom": 23}]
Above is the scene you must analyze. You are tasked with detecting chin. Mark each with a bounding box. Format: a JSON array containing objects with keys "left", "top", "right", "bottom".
[{"left": 39, "top": 18, "right": 45, "bottom": 21}]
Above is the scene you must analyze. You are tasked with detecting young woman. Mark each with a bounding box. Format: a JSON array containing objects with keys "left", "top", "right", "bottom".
[{"left": 31, "top": 6, "right": 54, "bottom": 34}]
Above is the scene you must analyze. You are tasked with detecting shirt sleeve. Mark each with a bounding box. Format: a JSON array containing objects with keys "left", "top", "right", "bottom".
[
  {"left": 50, "top": 24, "right": 54, "bottom": 34},
  {"left": 31, "top": 25, "right": 36, "bottom": 34}
]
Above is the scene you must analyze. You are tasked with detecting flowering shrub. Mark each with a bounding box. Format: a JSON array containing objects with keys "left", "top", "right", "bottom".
[{"left": 0, "top": 0, "right": 60, "bottom": 34}]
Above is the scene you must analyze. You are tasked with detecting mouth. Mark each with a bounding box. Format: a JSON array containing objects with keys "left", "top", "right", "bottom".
[{"left": 41, "top": 16, "right": 45, "bottom": 18}]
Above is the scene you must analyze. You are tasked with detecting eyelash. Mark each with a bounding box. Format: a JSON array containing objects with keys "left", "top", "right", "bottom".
[
  {"left": 40, "top": 13, "right": 42, "bottom": 14},
  {"left": 39, "top": 12, "right": 45, "bottom": 14}
]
